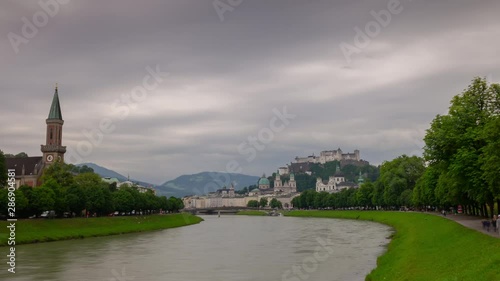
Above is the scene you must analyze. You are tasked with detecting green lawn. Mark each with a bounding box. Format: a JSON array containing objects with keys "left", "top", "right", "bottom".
[
  {"left": 286, "top": 211, "right": 500, "bottom": 281},
  {"left": 0, "top": 213, "right": 203, "bottom": 246},
  {"left": 236, "top": 210, "right": 268, "bottom": 216}
]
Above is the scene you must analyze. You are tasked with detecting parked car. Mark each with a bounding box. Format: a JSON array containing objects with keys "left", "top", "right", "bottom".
[{"left": 40, "top": 210, "right": 56, "bottom": 218}]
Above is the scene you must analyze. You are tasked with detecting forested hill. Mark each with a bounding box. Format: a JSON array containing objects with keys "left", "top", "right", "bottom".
[{"left": 261, "top": 161, "right": 379, "bottom": 192}]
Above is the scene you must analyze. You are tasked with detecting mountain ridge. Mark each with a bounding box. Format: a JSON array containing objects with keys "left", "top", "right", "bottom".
[{"left": 77, "top": 163, "right": 260, "bottom": 198}]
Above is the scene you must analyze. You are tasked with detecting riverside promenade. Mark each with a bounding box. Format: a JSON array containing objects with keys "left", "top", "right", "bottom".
[{"left": 438, "top": 213, "right": 499, "bottom": 238}]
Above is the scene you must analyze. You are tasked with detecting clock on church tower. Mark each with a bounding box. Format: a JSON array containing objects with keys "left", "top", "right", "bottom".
[{"left": 41, "top": 84, "right": 66, "bottom": 165}]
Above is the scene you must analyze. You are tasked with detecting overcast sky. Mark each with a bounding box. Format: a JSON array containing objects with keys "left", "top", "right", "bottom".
[{"left": 1, "top": 0, "right": 499, "bottom": 184}]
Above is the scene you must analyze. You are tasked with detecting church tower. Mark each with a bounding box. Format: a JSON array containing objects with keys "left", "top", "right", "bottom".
[
  {"left": 41, "top": 84, "right": 66, "bottom": 165},
  {"left": 274, "top": 170, "right": 282, "bottom": 188}
]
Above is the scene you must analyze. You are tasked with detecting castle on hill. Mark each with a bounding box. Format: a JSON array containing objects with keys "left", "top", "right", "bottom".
[{"left": 295, "top": 148, "right": 360, "bottom": 164}]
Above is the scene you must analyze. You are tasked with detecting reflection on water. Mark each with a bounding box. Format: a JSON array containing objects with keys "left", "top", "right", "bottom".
[{"left": 0, "top": 216, "right": 391, "bottom": 281}]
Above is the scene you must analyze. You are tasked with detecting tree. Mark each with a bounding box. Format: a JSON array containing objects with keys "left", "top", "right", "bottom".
[
  {"left": 15, "top": 152, "right": 28, "bottom": 158},
  {"left": 399, "top": 189, "right": 413, "bottom": 207},
  {"left": 424, "top": 77, "right": 500, "bottom": 216},
  {"left": 66, "top": 185, "right": 86, "bottom": 216},
  {"left": 247, "top": 200, "right": 259, "bottom": 208},
  {"left": 412, "top": 166, "right": 439, "bottom": 208},
  {"left": 167, "top": 197, "right": 183, "bottom": 212},
  {"left": 14, "top": 190, "right": 29, "bottom": 217},
  {"left": 42, "top": 178, "right": 67, "bottom": 216},
  {"left": 144, "top": 191, "right": 160, "bottom": 213},
  {"left": 85, "top": 185, "right": 107, "bottom": 216},
  {"left": 269, "top": 198, "right": 283, "bottom": 209},
  {"left": 371, "top": 181, "right": 384, "bottom": 208},
  {"left": 378, "top": 155, "right": 425, "bottom": 207},
  {"left": 113, "top": 189, "right": 135, "bottom": 213},
  {"left": 356, "top": 181, "right": 374, "bottom": 208},
  {"left": 259, "top": 197, "right": 268, "bottom": 208},
  {"left": 18, "top": 185, "right": 35, "bottom": 215},
  {"left": 481, "top": 114, "right": 500, "bottom": 209},
  {"left": 0, "top": 188, "right": 8, "bottom": 215},
  {"left": 31, "top": 186, "right": 56, "bottom": 216},
  {"left": 42, "top": 161, "right": 75, "bottom": 188}
]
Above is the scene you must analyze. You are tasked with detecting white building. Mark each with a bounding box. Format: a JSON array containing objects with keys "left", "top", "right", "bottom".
[
  {"left": 315, "top": 165, "right": 349, "bottom": 193},
  {"left": 278, "top": 166, "right": 289, "bottom": 175}
]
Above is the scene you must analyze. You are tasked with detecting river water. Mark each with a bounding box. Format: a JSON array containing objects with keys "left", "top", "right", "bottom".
[{"left": 1, "top": 215, "right": 392, "bottom": 281}]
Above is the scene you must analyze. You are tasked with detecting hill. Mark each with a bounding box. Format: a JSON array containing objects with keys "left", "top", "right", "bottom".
[
  {"left": 76, "top": 163, "right": 158, "bottom": 189},
  {"left": 157, "top": 172, "right": 260, "bottom": 197},
  {"left": 76, "top": 163, "right": 260, "bottom": 198}
]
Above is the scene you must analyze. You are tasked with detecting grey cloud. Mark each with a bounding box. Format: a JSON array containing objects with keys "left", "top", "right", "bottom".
[{"left": 2, "top": 0, "right": 500, "bottom": 183}]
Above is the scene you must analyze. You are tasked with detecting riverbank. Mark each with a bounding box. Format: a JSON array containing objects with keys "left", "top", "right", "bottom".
[
  {"left": 235, "top": 210, "right": 268, "bottom": 216},
  {"left": 286, "top": 211, "right": 500, "bottom": 281},
  {"left": 0, "top": 213, "right": 203, "bottom": 246}
]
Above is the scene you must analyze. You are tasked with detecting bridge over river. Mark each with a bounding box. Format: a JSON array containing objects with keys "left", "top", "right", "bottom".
[{"left": 184, "top": 207, "right": 261, "bottom": 214}]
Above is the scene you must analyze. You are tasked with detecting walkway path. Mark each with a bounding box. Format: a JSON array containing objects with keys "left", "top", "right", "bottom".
[{"left": 437, "top": 213, "right": 499, "bottom": 238}]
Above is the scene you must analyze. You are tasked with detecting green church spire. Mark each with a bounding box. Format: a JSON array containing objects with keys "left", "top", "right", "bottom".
[{"left": 48, "top": 83, "right": 63, "bottom": 120}]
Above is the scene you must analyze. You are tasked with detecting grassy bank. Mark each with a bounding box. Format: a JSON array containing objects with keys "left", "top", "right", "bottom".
[
  {"left": 0, "top": 213, "right": 203, "bottom": 246},
  {"left": 286, "top": 211, "right": 500, "bottom": 281},
  {"left": 235, "top": 210, "right": 268, "bottom": 216}
]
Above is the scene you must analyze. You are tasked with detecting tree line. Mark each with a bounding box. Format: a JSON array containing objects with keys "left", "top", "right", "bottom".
[
  {"left": 418, "top": 77, "right": 500, "bottom": 217},
  {"left": 0, "top": 161, "right": 184, "bottom": 218},
  {"left": 246, "top": 197, "right": 283, "bottom": 208},
  {"left": 291, "top": 155, "right": 424, "bottom": 210},
  {"left": 292, "top": 78, "right": 500, "bottom": 218}
]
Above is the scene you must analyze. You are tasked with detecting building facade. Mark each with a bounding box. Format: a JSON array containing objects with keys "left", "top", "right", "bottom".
[
  {"left": 274, "top": 172, "right": 297, "bottom": 194},
  {"left": 295, "top": 148, "right": 360, "bottom": 164},
  {"left": 315, "top": 165, "right": 357, "bottom": 193},
  {"left": 6, "top": 85, "right": 65, "bottom": 188}
]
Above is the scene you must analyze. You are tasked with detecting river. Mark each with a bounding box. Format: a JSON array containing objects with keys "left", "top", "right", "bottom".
[{"left": 1, "top": 215, "right": 392, "bottom": 281}]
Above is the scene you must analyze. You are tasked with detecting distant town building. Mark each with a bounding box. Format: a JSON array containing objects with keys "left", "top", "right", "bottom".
[
  {"left": 288, "top": 148, "right": 369, "bottom": 174},
  {"left": 6, "top": 85, "right": 66, "bottom": 188},
  {"left": 258, "top": 174, "right": 270, "bottom": 190},
  {"left": 278, "top": 166, "right": 289, "bottom": 175},
  {"left": 102, "top": 177, "right": 120, "bottom": 185},
  {"left": 315, "top": 164, "right": 358, "bottom": 193},
  {"left": 274, "top": 171, "right": 297, "bottom": 195},
  {"left": 116, "top": 180, "right": 157, "bottom": 195},
  {"left": 183, "top": 171, "right": 300, "bottom": 209}
]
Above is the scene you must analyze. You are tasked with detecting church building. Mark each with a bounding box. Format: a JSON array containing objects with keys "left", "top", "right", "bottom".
[
  {"left": 6, "top": 85, "right": 66, "bottom": 188},
  {"left": 315, "top": 164, "right": 347, "bottom": 193}
]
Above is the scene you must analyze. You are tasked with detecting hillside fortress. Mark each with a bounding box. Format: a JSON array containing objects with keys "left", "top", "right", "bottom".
[{"left": 295, "top": 148, "right": 360, "bottom": 164}]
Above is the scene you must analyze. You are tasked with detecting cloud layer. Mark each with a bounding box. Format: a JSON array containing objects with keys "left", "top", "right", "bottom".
[{"left": 2, "top": 0, "right": 500, "bottom": 184}]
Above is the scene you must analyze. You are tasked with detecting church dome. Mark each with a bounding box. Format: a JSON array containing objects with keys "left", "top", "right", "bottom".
[{"left": 258, "top": 177, "right": 270, "bottom": 185}]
